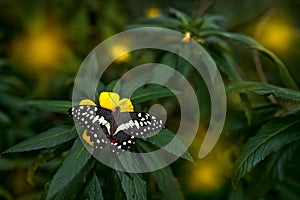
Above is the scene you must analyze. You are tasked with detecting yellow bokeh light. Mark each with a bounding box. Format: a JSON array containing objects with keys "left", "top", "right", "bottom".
[
  {"left": 10, "top": 27, "right": 65, "bottom": 73},
  {"left": 145, "top": 7, "right": 161, "bottom": 18},
  {"left": 189, "top": 161, "right": 225, "bottom": 192},
  {"left": 255, "top": 19, "right": 294, "bottom": 53},
  {"left": 110, "top": 45, "right": 130, "bottom": 63},
  {"left": 187, "top": 143, "right": 236, "bottom": 193}
]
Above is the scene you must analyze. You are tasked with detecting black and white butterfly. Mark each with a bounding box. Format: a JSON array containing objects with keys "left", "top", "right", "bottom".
[{"left": 68, "top": 105, "right": 164, "bottom": 154}]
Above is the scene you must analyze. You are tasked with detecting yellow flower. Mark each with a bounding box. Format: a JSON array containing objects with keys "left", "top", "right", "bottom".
[
  {"left": 79, "top": 99, "right": 97, "bottom": 106},
  {"left": 182, "top": 32, "right": 191, "bottom": 43},
  {"left": 99, "top": 92, "right": 133, "bottom": 112},
  {"left": 78, "top": 92, "right": 134, "bottom": 146}
]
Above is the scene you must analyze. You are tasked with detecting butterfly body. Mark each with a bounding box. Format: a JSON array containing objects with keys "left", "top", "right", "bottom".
[{"left": 68, "top": 105, "right": 164, "bottom": 154}]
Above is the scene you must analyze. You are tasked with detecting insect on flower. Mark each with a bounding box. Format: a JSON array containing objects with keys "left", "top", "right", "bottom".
[{"left": 68, "top": 92, "right": 164, "bottom": 154}]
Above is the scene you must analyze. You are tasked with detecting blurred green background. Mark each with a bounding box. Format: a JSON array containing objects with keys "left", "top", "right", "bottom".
[{"left": 1, "top": 0, "right": 300, "bottom": 199}]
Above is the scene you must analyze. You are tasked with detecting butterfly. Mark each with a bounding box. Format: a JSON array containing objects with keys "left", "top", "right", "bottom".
[{"left": 68, "top": 105, "right": 164, "bottom": 154}]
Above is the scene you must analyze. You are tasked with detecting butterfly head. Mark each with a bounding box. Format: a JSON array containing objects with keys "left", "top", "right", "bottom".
[{"left": 115, "top": 106, "right": 121, "bottom": 113}]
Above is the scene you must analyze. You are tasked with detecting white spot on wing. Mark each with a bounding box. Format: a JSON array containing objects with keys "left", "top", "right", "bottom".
[
  {"left": 134, "top": 120, "right": 140, "bottom": 129},
  {"left": 93, "top": 115, "right": 99, "bottom": 123}
]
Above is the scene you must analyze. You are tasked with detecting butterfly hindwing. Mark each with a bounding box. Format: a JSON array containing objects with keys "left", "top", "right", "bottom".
[
  {"left": 109, "top": 131, "right": 136, "bottom": 154},
  {"left": 115, "top": 112, "right": 164, "bottom": 138}
]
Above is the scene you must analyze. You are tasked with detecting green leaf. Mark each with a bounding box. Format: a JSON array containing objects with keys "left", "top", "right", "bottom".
[
  {"left": 0, "top": 110, "right": 10, "bottom": 124},
  {"left": 145, "top": 129, "right": 193, "bottom": 162},
  {"left": 201, "top": 31, "right": 298, "bottom": 90},
  {"left": 247, "top": 142, "right": 300, "bottom": 199},
  {"left": 46, "top": 138, "right": 91, "bottom": 200},
  {"left": 152, "top": 167, "right": 184, "bottom": 200},
  {"left": 227, "top": 82, "right": 300, "bottom": 102},
  {"left": 106, "top": 80, "right": 118, "bottom": 92},
  {"left": 116, "top": 171, "right": 147, "bottom": 200},
  {"left": 169, "top": 8, "right": 190, "bottom": 26},
  {"left": 223, "top": 105, "right": 280, "bottom": 137},
  {"left": 205, "top": 37, "right": 242, "bottom": 82},
  {"left": 86, "top": 173, "right": 103, "bottom": 200},
  {"left": 44, "top": 159, "right": 95, "bottom": 200},
  {"left": 3, "top": 125, "right": 77, "bottom": 154},
  {"left": 137, "top": 143, "right": 185, "bottom": 200},
  {"left": 131, "top": 87, "right": 179, "bottom": 104},
  {"left": 233, "top": 114, "right": 300, "bottom": 184},
  {"left": 201, "top": 15, "right": 225, "bottom": 30},
  {"left": 27, "top": 100, "right": 72, "bottom": 114}
]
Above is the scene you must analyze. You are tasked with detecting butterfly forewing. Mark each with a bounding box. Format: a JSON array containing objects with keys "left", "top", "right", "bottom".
[{"left": 68, "top": 105, "right": 112, "bottom": 149}]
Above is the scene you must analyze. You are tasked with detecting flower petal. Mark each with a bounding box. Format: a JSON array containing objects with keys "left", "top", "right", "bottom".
[
  {"left": 118, "top": 98, "right": 134, "bottom": 112},
  {"left": 79, "top": 99, "right": 97, "bottom": 106},
  {"left": 99, "top": 92, "right": 134, "bottom": 112},
  {"left": 99, "top": 92, "right": 120, "bottom": 111}
]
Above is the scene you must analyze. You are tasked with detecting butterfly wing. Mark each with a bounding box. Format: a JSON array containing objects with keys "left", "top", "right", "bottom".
[
  {"left": 109, "top": 131, "right": 136, "bottom": 154},
  {"left": 68, "top": 105, "right": 113, "bottom": 149},
  {"left": 69, "top": 106, "right": 165, "bottom": 154},
  {"left": 115, "top": 112, "right": 164, "bottom": 138}
]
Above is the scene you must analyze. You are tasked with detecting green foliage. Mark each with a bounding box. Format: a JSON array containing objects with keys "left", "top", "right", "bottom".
[
  {"left": 137, "top": 6, "right": 300, "bottom": 199},
  {"left": 200, "top": 31, "right": 298, "bottom": 90},
  {"left": 131, "top": 86, "right": 180, "bottom": 104},
  {"left": 1, "top": 1, "right": 300, "bottom": 200},
  {"left": 152, "top": 167, "right": 185, "bottom": 200},
  {"left": 233, "top": 114, "right": 300, "bottom": 184},
  {"left": 145, "top": 129, "right": 194, "bottom": 162},
  {"left": 227, "top": 82, "right": 300, "bottom": 101},
  {"left": 246, "top": 142, "right": 299, "bottom": 199},
  {"left": 85, "top": 173, "right": 104, "bottom": 200},
  {"left": 2, "top": 84, "right": 190, "bottom": 199},
  {"left": 117, "top": 171, "right": 147, "bottom": 200},
  {"left": 3, "top": 125, "right": 76, "bottom": 154},
  {"left": 27, "top": 100, "right": 72, "bottom": 114},
  {"left": 46, "top": 138, "right": 91, "bottom": 199}
]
